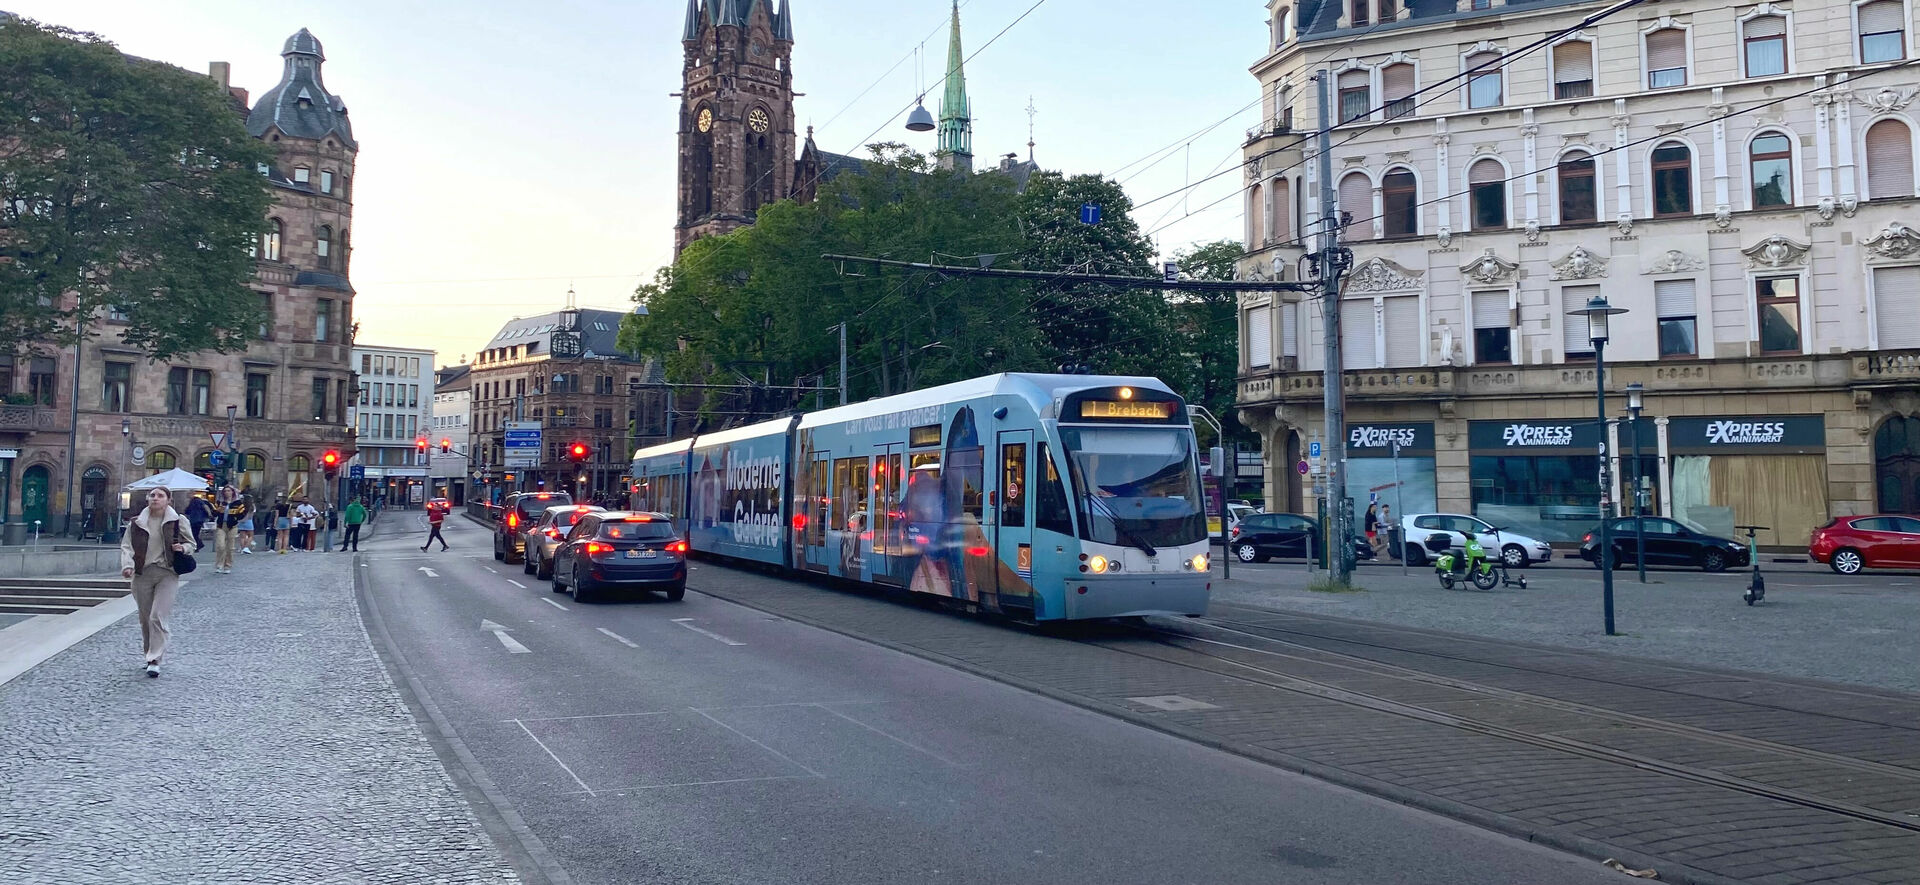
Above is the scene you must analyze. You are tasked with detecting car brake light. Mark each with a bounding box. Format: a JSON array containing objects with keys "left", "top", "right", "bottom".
[
  {"left": 1582, "top": 532, "right": 1592, "bottom": 543},
  {"left": 666, "top": 540, "right": 689, "bottom": 554},
  {"left": 507, "top": 514, "right": 518, "bottom": 529},
  {"left": 583, "top": 541, "right": 613, "bottom": 555}
]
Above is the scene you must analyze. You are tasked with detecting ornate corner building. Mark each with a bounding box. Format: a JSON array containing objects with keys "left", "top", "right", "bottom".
[
  {"left": 676, "top": 0, "right": 802, "bottom": 254},
  {"left": 0, "top": 29, "right": 358, "bottom": 539},
  {"left": 1235, "top": 0, "right": 1920, "bottom": 551}
]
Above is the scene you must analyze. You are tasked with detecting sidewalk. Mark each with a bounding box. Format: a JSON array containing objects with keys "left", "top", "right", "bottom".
[{"left": 0, "top": 551, "right": 519, "bottom": 884}]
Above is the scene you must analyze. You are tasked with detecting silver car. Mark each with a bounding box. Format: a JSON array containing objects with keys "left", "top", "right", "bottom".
[{"left": 523, "top": 505, "right": 603, "bottom": 580}]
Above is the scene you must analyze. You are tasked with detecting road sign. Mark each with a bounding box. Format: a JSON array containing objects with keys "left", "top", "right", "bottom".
[
  {"left": 349, "top": 465, "right": 365, "bottom": 479},
  {"left": 1079, "top": 203, "right": 1101, "bottom": 225},
  {"left": 1308, "top": 441, "right": 1322, "bottom": 459},
  {"left": 208, "top": 451, "right": 226, "bottom": 468},
  {"left": 504, "top": 420, "right": 542, "bottom": 468},
  {"left": 209, "top": 431, "right": 227, "bottom": 449},
  {"left": 1297, "top": 460, "right": 1309, "bottom": 475}
]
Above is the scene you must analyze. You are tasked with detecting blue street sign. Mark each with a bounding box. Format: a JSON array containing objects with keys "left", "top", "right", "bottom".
[
  {"left": 1079, "top": 202, "right": 1101, "bottom": 225},
  {"left": 349, "top": 465, "right": 365, "bottom": 479},
  {"left": 1308, "top": 441, "right": 1322, "bottom": 459},
  {"left": 208, "top": 451, "right": 226, "bottom": 468}
]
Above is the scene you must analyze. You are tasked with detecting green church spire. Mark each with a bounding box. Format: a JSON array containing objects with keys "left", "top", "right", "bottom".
[{"left": 936, "top": 0, "right": 972, "bottom": 172}]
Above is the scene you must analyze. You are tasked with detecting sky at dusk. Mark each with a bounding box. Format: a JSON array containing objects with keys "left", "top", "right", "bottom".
[{"left": 15, "top": 1, "right": 1267, "bottom": 366}]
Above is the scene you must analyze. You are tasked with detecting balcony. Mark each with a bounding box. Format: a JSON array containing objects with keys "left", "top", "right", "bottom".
[
  {"left": 1244, "top": 120, "right": 1294, "bottom": 146},
  {"left": 0, "top": 403, "right": 62, "bottom": 435}
]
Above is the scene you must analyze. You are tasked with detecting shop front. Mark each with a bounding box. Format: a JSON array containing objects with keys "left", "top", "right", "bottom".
[
  {"left": 1665, "top": 415, "right": 1826, "bottom": 548},
  {"left": 1467, "top": 419, "right": 1659, "bottom": 544},
  {"left": 1343, "top": 422, "right": 1436, "bottom": 525}
]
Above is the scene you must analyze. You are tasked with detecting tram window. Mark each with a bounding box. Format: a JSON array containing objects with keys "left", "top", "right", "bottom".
[
  {"left": 874, "top": 453, "right": 901, "bottom": 552},
  {"left": 1035, "top": 443, "right": 1074, "bottom": 535},
  {"left": 835, "top": 457, "right": 869, "bottom": 533},
  {"left": 1002, "top": 443, "right": 1028, "bottom": 527},
  {"left": 807, "top": 459, "right": 829, "bottom": 547},
  {"left": 956, "top": 445, "right": 985, "bottom": 521}
]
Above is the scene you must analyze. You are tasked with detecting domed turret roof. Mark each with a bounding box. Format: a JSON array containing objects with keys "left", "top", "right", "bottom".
[{"left": 246, "top": 28, "right": 355, "bottom": 148}]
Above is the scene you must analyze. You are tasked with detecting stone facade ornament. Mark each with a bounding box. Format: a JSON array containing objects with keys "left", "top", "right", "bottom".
[
  {"left": 1524, "top": 218, "right": 1542, "bottom": 242},
  {"left": 1714, "top": 206, "right": 1734, "bottom": 228},
  {"left": 1343, "top": 256, "right": 1425, "bottom": 292},
  {"left": 1615, "top": 215, "right": 1633, "bottom": 237},
  {"left": 1435, "top": 226, "right": 1453, "bottom": 249},
  {"left": 1549, "top": 245, "right": 1610, "bottom": 280},
  {"left": 1864, "top": 222, "right": 1920, "bottom": 259},
  {"left": 1818, "top": 196, "right": 1837, "bottom": 220},
  {"left": 1740, "top": 234, "right": 1811, "bottom": 268},
  {"left": 1644, "top": 249, "right": 1705, "bottom": 275},
  {"left": 1842, "top": 196, "right": 1859, "bottom": 217},
  {"left": 1460, "top": 248, "right": 1519, "bottom": 284},
  {"left": 1854, "top": 85, "right": 1920, "bottom": 113}
]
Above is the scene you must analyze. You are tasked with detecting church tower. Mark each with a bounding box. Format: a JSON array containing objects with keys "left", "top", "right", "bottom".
[
  {"left": 935, "top": 1, "right": 973, "bottom": 173},
  {"left": 676, "top": 0, "right": 799, "bottom": 256}
]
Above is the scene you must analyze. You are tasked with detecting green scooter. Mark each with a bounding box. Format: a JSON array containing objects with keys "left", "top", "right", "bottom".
[{"left": 1429, "top": 532, "right": 1501, "bottom": 591}]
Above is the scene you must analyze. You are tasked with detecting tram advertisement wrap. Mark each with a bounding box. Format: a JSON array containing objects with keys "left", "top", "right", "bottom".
[{"left": 689, "top": 434, "right": 787, "bottom": 564}]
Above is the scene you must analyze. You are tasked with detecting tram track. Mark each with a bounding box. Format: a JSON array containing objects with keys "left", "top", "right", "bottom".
[{"left": 1093, "top": 618, "right": 1920, "bottom": 836}]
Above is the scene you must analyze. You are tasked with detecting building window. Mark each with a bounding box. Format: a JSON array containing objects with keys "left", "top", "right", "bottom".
[
  {"left": 361, "top": 354, "right": 372, "bottom": 375},
  {"left": 1339, "top": 172, "right": 1372, "bottom": 237},
  {"left": 1873, "top": 265, "right": 1920, "bottom": 348},
  {"left": 147, "top": 451, "right": 176, "bottom": 472},
  {"left": 102, "top": 361, "right": 131, "bottom": 412},
  {"left": 1472, "top": 291, "right": 1511, "bottom": 364},
  {"left": 166, "top": 367, "right": 208, "bottom": 415},
  {"left": 316, "top": 298, "right": 334, "bottom": 343},
  {"left": 1382, "top": 170, "right": 1417, "bottom": 236},
  {"left": 1756, "top": 276, "right": 1802, "bottom": 353},
  {"left": 1247, "top": 305, "right": 1272, "bottom": 369},
  {"left": 1469, "top": 158, "right": 1507, "bottom": 230},
  {"left": 262, "top": 219, "right": 282, "bottom": 261},
  {"left": 1381, "top": 63, "right": 1416, "bottom": 118},
  {"left": 1552, "top": 41, "right": 1594, "bottom": 99},
  {"left": 1655, "top": 279, "right": 1698, "bottom": 358},
  {"left": 312, "top": 378, "right": 330, "bottom": 422},
  {"left": 1338, "top": 69, "right": 1370, "bottom": 123},
  {"left": 1744, "top": 14, "right": 1788, "bottom": 76},
  {"left": 28, "top": 357, "right": 55, "bottom": 406},
  {"left": 1562, "top": 285, "right": 1600, "bottom": 358},
  {"left": 241, "top": 452, "right": 265, "bottom": 491},
  {"left": 320, "top": 170, "right": 334, "bottom": 194},
  {"left": 257, "top": 291, "right": 274, "bottom": 340},
  {"left": 1651, "top": 143, "right": 1694, "bottom": 216},
  {"left": 1646, "top": 27, "right": 1687, "bottom": 88},
  {"left": 316, "top": 225, "right": 332, "bottom": 269},
  {"left": 1860, "top": 0, "right": 1907, "bottom": 63},
  {"left": 1471, "top": 0, "right": 1490, "bottom": 8},
  {"left": 1465, "top": 51, "right": 1502, "bottom": 109},
  {"left": 1750, "top": 133, "right": 1794, "bottom": 207},
  {"left": 246, "top": 373, "right": 268, "bottom": 419},
  {"left": 1557, "top": 152, "right": 1597, "bottom": 223},
  {"left": 1349, "top": 0, "right": 1369, "bottom": 27},
  {"left": 293, "top": 167, "right": 310, "bottom": 184},
  {"left": 1866, "top": 118, "right": 1915, "bottom": 199}
]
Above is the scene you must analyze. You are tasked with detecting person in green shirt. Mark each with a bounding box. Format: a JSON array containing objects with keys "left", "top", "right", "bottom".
[{"left": 342, "top": 498, "right": 367, "bottom": 552}]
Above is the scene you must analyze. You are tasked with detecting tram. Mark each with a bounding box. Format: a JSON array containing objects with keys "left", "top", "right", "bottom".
[{"left": 629, "top": 373, "right": 1212, "bottom": 621}]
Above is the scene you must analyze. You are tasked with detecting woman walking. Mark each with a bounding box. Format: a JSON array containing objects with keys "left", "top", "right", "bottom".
[
  {"left": 119, "top": 488, "right": 196, "bottom": 678},
  {"left": 236, "top": 497, "right": 256, "bottom": 555},
  {"left": 1364, "top": 502, "right": 1384, "bottom": 557}
]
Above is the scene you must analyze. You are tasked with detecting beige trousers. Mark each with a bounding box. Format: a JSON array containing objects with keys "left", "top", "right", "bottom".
[
  {"left": 214, "top": 526, "right": 239, "bottom": 570},
  {"left": 130, "top": 568, "right": 179, "bottom": 664}
]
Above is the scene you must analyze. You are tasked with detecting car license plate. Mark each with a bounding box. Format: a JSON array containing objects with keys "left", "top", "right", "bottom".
[{"left": 628, "top": 549, "right": 656, "bottom": 559}]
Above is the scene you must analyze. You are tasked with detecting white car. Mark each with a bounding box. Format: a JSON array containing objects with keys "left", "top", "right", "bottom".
[{"left": 1400, "top": 513, "right": 1554, "bottom": 568}]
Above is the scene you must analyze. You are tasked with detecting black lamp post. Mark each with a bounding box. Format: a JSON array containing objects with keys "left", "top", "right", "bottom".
[
  {"left": 1624, "top": 381, "right": 1647, "bottom": 584},
  {"left": 1572, "top": 294, "right": 1628, "bottom": 636}
]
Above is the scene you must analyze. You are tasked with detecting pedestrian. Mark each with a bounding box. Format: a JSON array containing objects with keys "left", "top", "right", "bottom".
[
  {"left": 421, "top": 502, "right": 448, "bottom": 551},
  {"left": 119, "top": 487, "right": 196, "bottom": 678},
  {"left": 296, "top": 498, "right": 320, "bottom": 550},
  {"left": 237, "top": 497, "right": 256, "bottom": 555},
  {"left": 183, "top": 492, "right": 211, "bottom": 551},
  {"left": 273, "top": 495, "right": 292, "bottom": 554},
  {"left": 343, "top": 497, "right": 366, "bottom": 551},
  {"left": 212, "top": 486, "right": 248, "bottom": 574},
  {"left": 1364, "top": 502, "right": 1383, "bottom": 556}
]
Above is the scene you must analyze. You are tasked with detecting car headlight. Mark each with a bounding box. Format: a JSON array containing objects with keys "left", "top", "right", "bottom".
[{"left": 1189, "top": 554, "right": 1210, "bottom": 571}]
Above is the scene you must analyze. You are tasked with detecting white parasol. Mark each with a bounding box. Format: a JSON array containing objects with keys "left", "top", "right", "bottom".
[{"left": 124, "top": 468, "right": 213, "bottom": 492}]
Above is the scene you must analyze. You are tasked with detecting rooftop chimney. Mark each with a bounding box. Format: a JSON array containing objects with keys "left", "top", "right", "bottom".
[{"left": 208, "top": 61, "right": 230, "bottom": 89}]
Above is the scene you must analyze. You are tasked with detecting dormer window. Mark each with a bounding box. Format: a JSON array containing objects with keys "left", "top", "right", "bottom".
[
  {"left": 294, "top": 167, "right": 310, "bottom": 184},
  {"left": 320, "top": 170, "right": 334, "bottom": 194}
]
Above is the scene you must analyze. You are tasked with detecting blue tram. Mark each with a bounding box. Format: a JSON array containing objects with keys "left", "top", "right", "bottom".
[{"left": 629, "top": 373, "right": 1211, "bottom": 621}]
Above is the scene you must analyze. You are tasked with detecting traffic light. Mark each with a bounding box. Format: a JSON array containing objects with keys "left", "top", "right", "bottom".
[
  {"left": 439, "top": 437, "right": 452, "bottom": 454},
  {"left": 568, "top": 441, "right": 590, "bottom": 463},
  {"left": 321, "top": 450, "right": 341, "bottom": 480},
  {"left": 415, "top": 436, "right": 429, "bottom": 454}
]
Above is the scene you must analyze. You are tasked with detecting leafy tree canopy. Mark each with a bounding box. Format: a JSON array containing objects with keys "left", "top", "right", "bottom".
[{"left": 0, "top": 18, "right": 275, "bottom": 359}]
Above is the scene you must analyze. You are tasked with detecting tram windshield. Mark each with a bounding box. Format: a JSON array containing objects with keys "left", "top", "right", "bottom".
[{"left": 1060, "top": 427, "right": 1208, "bottom": 551}]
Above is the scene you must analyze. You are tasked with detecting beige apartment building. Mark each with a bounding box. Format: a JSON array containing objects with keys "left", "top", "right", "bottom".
[{"left": 1235, "top": 0, "right": 1920, "bottom": 548}]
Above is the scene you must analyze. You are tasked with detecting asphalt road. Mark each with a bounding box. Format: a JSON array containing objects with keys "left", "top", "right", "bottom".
[{"left": 358, "top": 514, "right": 1621, "bottom": 885}]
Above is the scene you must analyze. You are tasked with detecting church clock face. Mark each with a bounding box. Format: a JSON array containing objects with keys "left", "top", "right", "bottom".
[
  {"left": 696, "top": 107, "right": 713, "bottom": 133},
  {"left": 747, "top": 108, "right": 770, "bottom": 133}
]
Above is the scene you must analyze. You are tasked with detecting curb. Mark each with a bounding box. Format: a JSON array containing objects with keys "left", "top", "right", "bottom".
[{"left": 688, "top": 573, "right": 1745, "bottom": 885}]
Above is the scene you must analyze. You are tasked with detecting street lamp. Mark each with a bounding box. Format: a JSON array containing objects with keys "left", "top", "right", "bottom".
[
  {"left": 1624, "top": 381, "right": 1647, "bottom": 585},
  {"left": 222, "top": 404, "right": 238, "bottom": 489},
  {"left": 1570, "top": 294, "right": 1628, "bottom": 636}
]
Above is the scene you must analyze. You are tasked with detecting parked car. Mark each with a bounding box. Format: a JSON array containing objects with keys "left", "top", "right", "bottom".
[
  {"left": 1228, "top": 513, "right": 1376, "bottom": 564},
  {"left": 1579, "top": 516, "right": 1750, "bottom": 572},
  {"left": 1401, "top": 513, "right": 1553, "bottom": 568},
  {"left": 524, "top": 504, "right": 604, "bottom": 580},
  {"left": 1809, "top": 514, "right": 1920, "bottom": 574},
  {"left": 552, "top": 511, "right": 688, "bottom": 603},
  {"left": 492, "top": 491, "right": 574, "bottom": 564}
]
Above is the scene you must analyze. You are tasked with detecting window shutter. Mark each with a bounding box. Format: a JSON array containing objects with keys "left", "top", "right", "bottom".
[
  {"left": 1248, "top": 305, "right": 1273, "bottom": 368},
  {"left": 1655, "top": 279, "right": 1697, "bottom": 318},
  {"left": 1873, "top": 266, "right": 1920, "bottom": 348},
  {"left": 1341, "top": 299, "right": 1377, "bottom": 368},
  {"left": 1472, "top": 290, "right": 1509, "bottom": 329},
  {"left": 1552, "top": 41, "right": 1592, "bottom": 82},
  {"left": 1382, "top": 63, "right": 1416, "bottom": 100},
  {"left": 1275, "top": 178, "right": 1292, "bottom": 242},
  {"left": 1646, "top": 28, "right": 1687, "bottom": 70},
  {"left": 1563, "top": 284, "right": 1600, "bottom": 354},
  {"left": 1860, "top": 0, "right": 1904, "bottom": 34},
  {"left": 1383, "top": 296, "right": 1423, "bottom": 367},
  {"left": 1867, "top": 120, "right": 1915, "bottom": 199},
  {"left": 1282, "top": 302, "right": 1300, "bottom": 357},
  {"left": 1339, "top": 173, "right": 1372, "bottom": 232},
  {"left": 1338, "top": 69, "right": 1369, "bottom": 90},
  {"left": 1744, "top": 15, "right": 1786, "bottom": 38}
]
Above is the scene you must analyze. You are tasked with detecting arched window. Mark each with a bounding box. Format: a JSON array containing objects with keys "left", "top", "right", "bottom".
[
  {"left": 1466, "top": 52, "right": 1502, "bottom": 109},
  {"left": 1552, "top": 41, "right": 1593, "bottom": 99},
  {"left": 146, "top": 450, "right": 176, "bottom": 474},
  {"left": 1651, "top": 143, "right": 1694, "bottom": 216},
  {"left": 1875, "top": 416, "right": 1920, "bottom": 513},
  {"left": 1275, "top": 178, "right": 1293, "bottom": 243},
  {"left": 1247, "top": 182, "right": 1265, "bottom": 247},
  {"left": 1381, "top": 63, "right": 1416, "bottom": 118},
  {"left": 1469, "top": 158, "right": 1507, "bottom": 230},
  {"left": 1382, "top": 170, "right": 1417, "bottom": 237},
  {"left": 262, "top": 219, "right": 282, "bottom": 262},
  {"left": 1859, "top": 0, "right": 1907, "bottom": 63},
  {"left": 1339, "top": 171, "right": 1372, "bottom": 237},
  {"left": 1744, "top": 14, "right": 1788, "bottom": 76},
  {"left": 1337, "top": 69, "right": 1370, "bottom": 123},
  {"left": 744, "top": 107, "right": 776, "bottom": 213},
  {"left": 1866, "top": 118, "right": 1915, "bottom": 199},
  {"left": 1646, "top": 28, "right": 1688, "bottom": 88},
  {"left": 1750, "top": 133, "right": 1794, "bottom": 207},
  {"left": 688, "top": 104, "right": 715, "bottom": 220},
  {"left": 242, "top": 452, "right": 266, "bottom": 492},
  {"left": 289, "top": 454, "right": 311, "bottom": 473},
  {"left": 1558, "top": 152, "right": 1598, "bottom": 223},
  {"left": 316, "top": 225, "right": 332, "bottom": 269}
]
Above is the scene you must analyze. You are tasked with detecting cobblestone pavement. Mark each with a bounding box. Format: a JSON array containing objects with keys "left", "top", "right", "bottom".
[
  {"left": 1212, "top": 561, "right": 1920, "bottom": 692},
  {"left": 0, "top": 551, "right": 521, "bottom": 885}
]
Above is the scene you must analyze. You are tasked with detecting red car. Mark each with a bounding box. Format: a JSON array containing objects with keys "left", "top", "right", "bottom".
[{"left": 1809, "top": 515, "right": 1920, "bottom": 574}]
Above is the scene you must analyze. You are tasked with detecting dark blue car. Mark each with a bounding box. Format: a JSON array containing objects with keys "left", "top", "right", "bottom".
[{"left": 552, "top": 511, "right": 688, "bottom": 603}]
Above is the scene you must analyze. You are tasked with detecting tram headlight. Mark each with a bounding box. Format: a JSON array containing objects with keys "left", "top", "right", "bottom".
[
  {"left": 1189, "top": 553, "right": 1209, "bottom": 572},
  {"left": 1087, "top": 555, "right": 1110, "bottom": 574}
]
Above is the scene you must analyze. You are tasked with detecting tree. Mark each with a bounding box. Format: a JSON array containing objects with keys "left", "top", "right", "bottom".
[
  {"left": 1166, "top": 239, "right": 1250, "bottom": 446},
  {"left": 1014, "top": 172, "right": 1178, "bottom": 377},
  {"left": 0, "top": 18, "right": 275, "bottom": 359}
]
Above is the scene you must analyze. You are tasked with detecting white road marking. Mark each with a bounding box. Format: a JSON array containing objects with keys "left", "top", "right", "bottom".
[
  {"left": 507, "top": 579, "right": 526, "bottom": 589},
  {"left": 815, "top": 704, "right": 963, "bottom": 767},
  {"left": 483, "top": 566, "right": 497, "bottom": 574},
  {"left": 691, "top": 709, "right": 822, "bottom": 779},
  {"left": 481, "top": 619, "right": 531, "bottom": 654},
  {"left": 562, "top": 774, "right": 816, "bottom": 795},
  {"left": 541, "top": 597, "right": 567, "bottom": 610},
  {"left": 418, "top": 566, "right": 439, "bottom": 577},
  {"left": 671, "top": 618, "right": 745, "bottom": 646},
  {"left": 514, "top": 719, "right": 594, "bottom": 796},
  {"left": 597, "top": 627, "right": 638, "bottom": 647}
]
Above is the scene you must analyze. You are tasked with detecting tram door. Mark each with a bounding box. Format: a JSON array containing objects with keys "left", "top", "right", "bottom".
[
  {"left": 872, "top": 445, "right": 905, "bottom": 585},
  {"left": 803, "top": 451, "right": 831, "bottom": 573},
  {"left": 995, "top": 430, "right": 1035, "bottom": 601}
]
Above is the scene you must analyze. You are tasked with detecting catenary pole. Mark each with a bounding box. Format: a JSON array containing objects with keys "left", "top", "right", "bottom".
[{"left": 1316, "top": 70, "right": 1352, "bottom": 587}]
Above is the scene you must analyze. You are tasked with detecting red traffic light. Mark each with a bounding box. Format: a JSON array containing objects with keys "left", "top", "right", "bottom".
[
  {"left": 414, "top": 436, "right": 429, "bottom": 453},
  {"left": 568, "top": 442, "right": 590, "bottom": 462},
  {"left": 439, "top": 438, "right": 452, "bottom": 453},
  {"left": 321, "top": 450, "right": 341, "bottom": 468}
]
